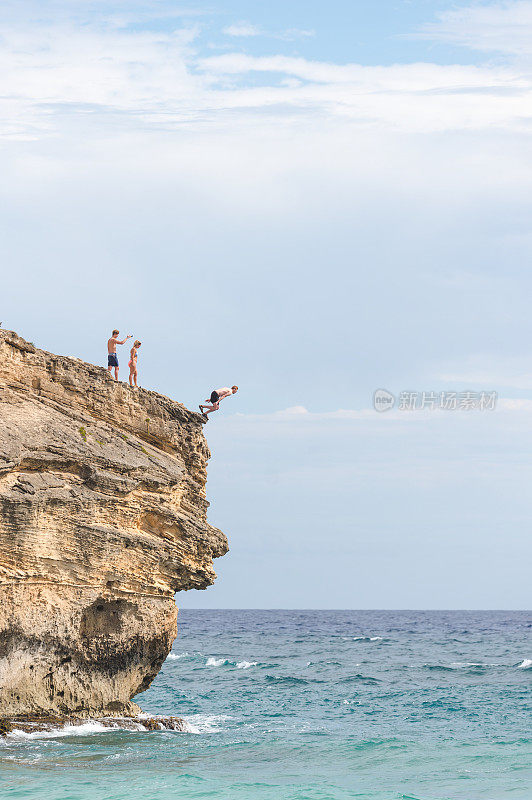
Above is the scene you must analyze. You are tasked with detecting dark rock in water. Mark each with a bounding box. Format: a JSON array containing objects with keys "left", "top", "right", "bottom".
[
  {"left": 0, "top": 714, "right": 188, "bottom": 736},
  {"left": 0, "top": 330, "right": 228, "bottom": 718},
  {"left": 137, "top": 716, "right": 187, "bottom": 731}
]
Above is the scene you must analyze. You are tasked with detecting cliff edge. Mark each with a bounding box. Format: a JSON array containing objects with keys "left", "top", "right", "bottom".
[{"left": 0, "top": 330, "right": 228, "bottom": 718}]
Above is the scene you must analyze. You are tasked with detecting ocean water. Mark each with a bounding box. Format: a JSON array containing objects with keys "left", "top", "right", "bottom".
[{"left": 1, "top": 609, "right": 530, "bottom": 800}]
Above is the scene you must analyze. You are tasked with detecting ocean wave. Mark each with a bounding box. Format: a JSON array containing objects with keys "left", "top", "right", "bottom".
[
  {"left": 342, "top": 636, "right": 383, "bottom": 642},
  {"left": 206, "top": 657, "right": 230, "bottom": 667},
  {"left": 205, "top": 657, "right": 257, "bottom": 669},
  {"left": 4, "top": 715, "right": 197, "bottom": 741},
  {"left": 166, "top": 651, "right": 205, "bottom": 661},
  {"left": 424, "top": 664, "right": 455, "bottom": 672},
  {"left": 517, "top": 659, "right": 532, "bottom": 669},
  {"left": 424, "top": 662, "right": 498, "bottom": 672},
  {"left": 6, "top": 720, "right": 147, "bottom": 740},
  {"left": 181, "top": 714, "right": 231, "bottom": 734},
  {"left": 339, "top": 674, "right": 381, "bottom": 685},
  {"left": 265, "top": 675, "right": 313, "bottom": 685}
]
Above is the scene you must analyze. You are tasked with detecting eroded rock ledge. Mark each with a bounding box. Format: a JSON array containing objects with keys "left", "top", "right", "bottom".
[{"left": 0, "top": 330, "right": 227, "bottom": 718}]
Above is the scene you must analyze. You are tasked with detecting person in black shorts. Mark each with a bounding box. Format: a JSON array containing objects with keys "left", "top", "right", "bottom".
[
  {"left": 107, "top": 329, "right": 132, "bottom": 381},
  {"left": 199, "top": 386, "right": 238, "bottom": 420}
]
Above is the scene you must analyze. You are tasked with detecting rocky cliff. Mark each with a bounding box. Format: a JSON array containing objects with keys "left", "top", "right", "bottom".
[{"left": 0, "top": 330, "right": 227, "bottom": 719}]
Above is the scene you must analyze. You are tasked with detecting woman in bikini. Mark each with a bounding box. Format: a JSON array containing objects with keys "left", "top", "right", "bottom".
[{"left": 128, "top": 340, "right": 142, "bottom": 388}]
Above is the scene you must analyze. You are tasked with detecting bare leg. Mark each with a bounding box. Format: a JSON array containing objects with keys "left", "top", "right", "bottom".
[
  {"left": 114, "top": 367, "right": 119, "bottom": 381},
  {"left": 202, "top": 402, "right": 220, "bottom": 415},
  {"left": 129, "top": 370, "right": 134, "bottom": 387},
  {"left": 133, "top": 369, "right": 138, "bottom": 388}
]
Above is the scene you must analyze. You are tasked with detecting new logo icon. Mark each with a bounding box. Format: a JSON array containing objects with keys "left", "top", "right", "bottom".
[{"left": 373, "top": 389, "right": 395, "bottom": 412}]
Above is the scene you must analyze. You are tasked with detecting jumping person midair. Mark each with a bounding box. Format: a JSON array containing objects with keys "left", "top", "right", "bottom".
[
  {"left": 199, "top": 386, "right": 238, "bottom": 420},
  {"left": 107, "top": 329, "right": 132, "bottom": 380}
]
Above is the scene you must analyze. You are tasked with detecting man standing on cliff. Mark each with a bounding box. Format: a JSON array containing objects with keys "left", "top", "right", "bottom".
[{"left": 107, "top": 329, "right": 132, "bottom": 381}]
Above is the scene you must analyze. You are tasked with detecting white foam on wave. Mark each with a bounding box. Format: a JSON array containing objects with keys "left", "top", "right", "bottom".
[
  {"left": 517, "top": 658, "right": 532, "bottom": 669},
  {"left": 205, "top": 656, "right": 257, "bottom": 669},
  {"left": 6, "top": 720, "right": 143, "bottom": 741},
  {"left": 345, "top": 636, "right": 383, "bottom": 642},
  {"left": 181, "top": 714, "right": 231, "bottom": 734},
  {"left": 166, "top": 651, "right": 192, "bottom": 661},
  {"left": 206, "top": 657, "right": 229, "bottom": 667},
  {"left": 166, "top": 650, "right": 205, "bottom": 662},
  {"left": 205, "top": 657, "right": 257, "bottom": 668}
]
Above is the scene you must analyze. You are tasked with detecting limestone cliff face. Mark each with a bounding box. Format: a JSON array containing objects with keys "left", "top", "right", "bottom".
[{"left": 0, "top": 330, "right": 227, "bottom": 718}]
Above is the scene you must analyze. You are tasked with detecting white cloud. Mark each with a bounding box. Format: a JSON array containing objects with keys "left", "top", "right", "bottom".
[
  {"left": 222, "top": 21, "right": 314, "bottom": 40},
  {"left": 3, "top": 9, "right": 532, "bottom": 141},
  {"left": 0, "top": 24, "right": 204, "bottom": 140},
  {"left": 277, "top": 28, "right": 315, "bottom": 41},
  {"left": 420, "top": 0, "right": 532, "bottom": 56},
  {"left": 198, "top": 52, "right": 532, "bottom": 130},
  {"left": 201, "top": 53, "right": 489, "bottom": 86},
  {"left": 437, "top": 354, "right": 532, "bottom": 391},
  {"left": 499, "top": 398, "right": 532, "bottom": 410},
  {"left": 232, "top": 399, "right": 532, "bottom": 424},
  {"left": 223, "top": 22, "right": 261, "bottom": 37},
  {"left": 440, "top": 372, "right": 532, "bottom": 390},
  {"left": 234, "top": 406, "right": 390, "bottom": 422},
  {"left": 279, "top": 405, "right": 309, "bottom": 415}
]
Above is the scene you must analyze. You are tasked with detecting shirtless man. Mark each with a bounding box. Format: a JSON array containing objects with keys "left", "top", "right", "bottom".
[
  {"left": 199, "top": 386, "right": 238, "bottom": 420},
  {"left": 107, "top": 329, "right": 132, "bottom": 380}
]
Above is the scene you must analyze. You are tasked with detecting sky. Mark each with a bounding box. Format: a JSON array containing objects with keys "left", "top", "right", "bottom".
[{"left": 1, "top": 0, "right": 532, "bottom": 608}]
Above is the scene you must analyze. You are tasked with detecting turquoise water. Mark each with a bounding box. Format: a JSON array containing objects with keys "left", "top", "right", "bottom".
[{"left": 1, "top": 610, "right": 530, "bottom": 800}]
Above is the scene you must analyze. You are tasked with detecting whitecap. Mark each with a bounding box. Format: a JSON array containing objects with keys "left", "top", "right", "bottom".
[
  {"left": 166, "top": 650, "right": 204, "bottom": 662},
  {"left": 181, "top": 714, "right": 231, "bottom": 734},
  {"left": 517, "top": 658, "right": 532, "bottom": 669},
  {"left": 7, "top": 720, "right": 141, "bottom": 740},
  {"left": 205, "top": 656, "right": 257, "bottom": 668},
  {"left": 166, "top": 651, "right": 192, "bottom": 661},
  {"left": 344, "top": 636, "right": 383, "bottom": 642}
]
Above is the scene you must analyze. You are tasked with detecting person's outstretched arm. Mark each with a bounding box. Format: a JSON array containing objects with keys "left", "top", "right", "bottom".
[{"left": 117, "top": 335, "right": 132, "bottom": 345}]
